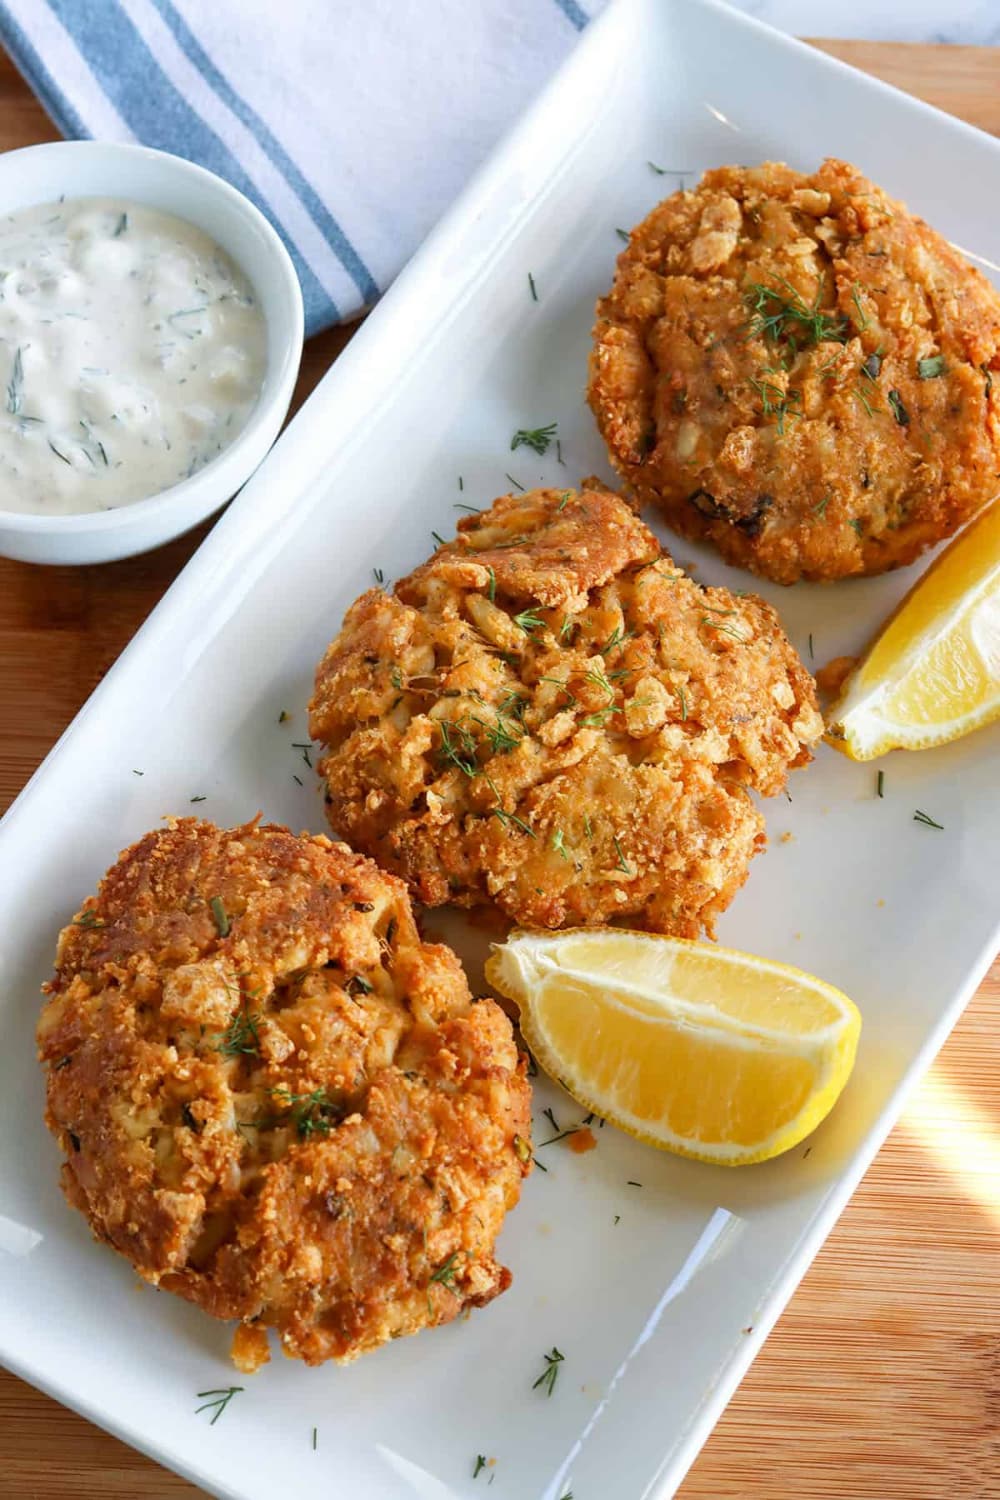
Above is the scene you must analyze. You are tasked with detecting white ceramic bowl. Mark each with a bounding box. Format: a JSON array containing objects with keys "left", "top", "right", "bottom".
[{"left": 0, "top": 141, "right": 303, "bottom": 565}]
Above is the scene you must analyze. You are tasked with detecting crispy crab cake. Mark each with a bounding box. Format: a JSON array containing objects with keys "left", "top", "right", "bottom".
[
  {"left": 36, "top": 818, "right": 531, "bottom": 1369},
  {"left": 588, "top": 158, "right": 1000, "bottom": 583},
  {"left": 309, "top": 485, "right": 822, "bottom": 935}
]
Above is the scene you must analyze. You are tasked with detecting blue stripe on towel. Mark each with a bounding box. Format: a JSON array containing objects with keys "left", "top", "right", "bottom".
[
  {"left": 552, "top": 0, "right": 589, "bottom": 31},
  {"left": 149, "top": 0, "right": 379, "bottom": 308},
  {"left": 0, "top": 7, "right": 91, "bottom": 139},
  {"left": 45, "top": 0, "right": 336, "bottom": 328}
]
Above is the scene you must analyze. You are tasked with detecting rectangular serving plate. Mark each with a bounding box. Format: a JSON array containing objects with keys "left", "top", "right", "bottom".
[{"left": 3, "top": 2, "right": 1000, "bottom": 1496}]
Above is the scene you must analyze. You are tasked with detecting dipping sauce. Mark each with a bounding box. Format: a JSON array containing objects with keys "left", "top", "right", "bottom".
[{"left": 0, "top": 196, "right": 266, "bottom": 516}]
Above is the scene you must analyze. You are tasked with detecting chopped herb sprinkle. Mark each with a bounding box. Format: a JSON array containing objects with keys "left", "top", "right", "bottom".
[
  {"left": 877, "top": 770, "right": 884, "bottom": 799},
  {"left": 917, "top": 354, "right": 946, "bottom": 380},
  {"left": 532, "top": 1346, "right": 564, "bottom": 1397},
  {"left": 474, "top": 1455, "right": 488, "bottom": 1479},
  {"left": 195, "top": 1387, "right": 243, "bottom": 1425},
  {"left": 744, "top": 276, "right": 848, "bottom": 352},
  {"left": 528, "top": 272, "right": 538, "bottom": 302},
  {"left": 209, "top": 895, "right": 230, "bottom": 937},
  {"left": 888, "top": 389, "right": 910, "bottom": 426},
  {"left": 913, "top": 809, "right": 943, "bottom": 829},
  {"left": 511, "top": 422, "right": 557, "bottom": 455}
]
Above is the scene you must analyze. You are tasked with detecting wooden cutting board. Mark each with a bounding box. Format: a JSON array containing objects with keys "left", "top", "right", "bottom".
[{"left": 2, "top": 38, "right": 999, "bottom": 1500}]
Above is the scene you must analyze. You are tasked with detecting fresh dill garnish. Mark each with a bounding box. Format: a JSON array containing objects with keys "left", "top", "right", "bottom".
[
  {"left": 584, "top": 667, "right": 615, "bottom": 702},
  {"left": 6, "top": 346, "right": 23, "bottom": 414},
  {"left": 812, "top": 493, "right": 831, "bottom": 518},
  {"left": 438, "top": 720, "right": 478, "bottom": 776},
  {"left": 132, "top": 768, "right": 144, "bottom": 776},
  {"left": 511, "top": 422, "right": 557, "bottom": 456},
  {"left": 612, "top": 834, "right": 631, "bottom": 874},
  {"left": 581, "top": 706, "right": 617, "bottom": 727},
  {"left": 557, "top": 490, "right": 571, "bottom": 511},
  {"left": 48, "top": 437, "right": 72, "bottom": 465},
  {"left": 626, "top": 1180, "right": 643, "bottom": 1187},
  {"left": 556, "top": 438, "right": 564, "bottom": 465},
  {"left": 648, "top": 160, "right": 668, "bottom": 173},
  {"left": 532, "top": 1346, "right": 565, "bottom": 1397},
  {"left": 292, "top": 773, "right": 303, "bottom": 786},
  {"left": 615, "top": 228, "right": 630, "bottom": 243},
  {"left": 312, "top": 1428, "right": 318, "bottom": 1451},
  {"left": 583, "top": 814, "right": 594, "bottom": 840},
  {"left": 431, "top": 530, "right": 447, "bottom": 547},
  {"left": 472, "top": 711, "right": 521, "bottom": 754},
  {"left": 216, "top": 1003, "right": 261, "bottom": 1058},
  {"left": 551, "top": 828, "right": 570, "bottom": 861},
  {"left": 528, "top": 272, "right": 538, "bottom": 302},
  {"left": 505, "top": 472, "right": 525, "bottom": 492},
  {"left": 700, "top": 616, "right": 746, "bottom": 643},
  {"left": 744, "top": 276, "right": 848, "bottom": 353},
  {"left": 347, "top": 973, "right": 373, "bottom": 994},
  {"left": 543, "top": 1106, "right": 560, "bottom": 1133},
  {"left": 513, "top": 609, "right": 545, "bottom": 634},
  {"left": 459, "top": 474, "right": 464, "bottom": 490},
  {"left": 484, "top": 773, "right": 535, "bottom": 837},
  {"left": 808, "top": 632, "right": 814, "bottom": 661},
  {"left": 455, "top": 502, "right": 481, "bottom": 513},
  {"left": 613, "top": 1214, "right": 621, "bottom": 1225},
  {"left": 270, "top": 1085, "right": 342, "bottom": 1139},
  {"left": 292, "top": 741, "right": 313, "bottom": 767},
  {"left": 674, "top": 682, "right": 688, "bottom": 720},
  {"left": 749, "top": 375, "right": 800, "bottom": 435},
  {"left": 209, "top": 896, "right": 230, "bottom": 937},
  {"left": 474, "top": 1455, "right": 488, "bottom": 1479},
  {"left": 485, "top": 565, "right": 497, "bottom": 602},
  {"left": 373, "top": 567, "right": 384, "bottom": 585},
  {"left": 982, "top": 365, "right": 993, "bottom": 399},
  {"left": 429, "top": 1250, "right": 464, "bottom": 1292},
  {"left": 559, "top": 615, "right": 576, "bottom": 641},
  {"left": 888, "top": 389, "right": 910, "bottom": 426},
  {"left": 195, "top": 1387, "right": 243, "bottom": 1425},
  {"left": 917, "top": 354, "right": 946, "bottom": 380},
  {"left": 190, "top": 795, "right": 207, "bottom": 803},
  {"left": 112, "top": 211, "right": 128, "bottom": 237},
  {"left": 73, "top": 909, "right": 104, "bottom": 929},
  {"left": 850, "top": 285, "right": 869, "bottom": 332},
  {"left": 390, "top": 665, "right": 404, "bottom": 690},
  {"left": 854, "top": 383, "right": 877, "bottom": 419},
  {"left": 913, "top": 809, "right": 943, "bottom": 829},
  {"left": 877, "top": 770, "right": 884, "bottom": 799},
  {"left": 278, "top": 709, "right": 289, "bottom": 723},
  {"left": 849, "top": 518, "right": 864, "bottom": 537},
  {"left": 600, "top": 624, "right": 631, "bottom": 654}
]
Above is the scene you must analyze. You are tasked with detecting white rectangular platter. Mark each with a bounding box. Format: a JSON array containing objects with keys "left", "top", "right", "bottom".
[{"left": 2, "top": 2, "right": 1000, "bottom": 1496}]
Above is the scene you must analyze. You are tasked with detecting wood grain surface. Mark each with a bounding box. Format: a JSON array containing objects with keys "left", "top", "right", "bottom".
[{"left": 2, "top": 37, "right": 999, "bottom": 1500}]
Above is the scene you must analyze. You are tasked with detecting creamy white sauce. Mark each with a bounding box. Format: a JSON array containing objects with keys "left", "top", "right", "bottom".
[{"left": 0, "top": 196, "right": 267, "bottom": 516}]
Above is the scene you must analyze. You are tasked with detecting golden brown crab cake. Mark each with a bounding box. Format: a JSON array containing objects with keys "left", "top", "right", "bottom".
[
  {"left": 309, "top": 485, "right": 822, "bottom": 935},
  {"left": 36, "top": 818, "right": 531, "bottom": 1369},
  {"left": 588, "top": 158, "right": 1000, "bottom": 584}
]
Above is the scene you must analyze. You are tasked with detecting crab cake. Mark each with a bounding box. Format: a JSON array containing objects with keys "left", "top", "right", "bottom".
[
  {"left": 588, "top": 158, "right": 1000, "bottom": 584},
  {"left": 36, "top": 818, "right": 531, "bottom": 1369},
  {"left": 309, "top": 485, "right": 822, "bottom": 936}
]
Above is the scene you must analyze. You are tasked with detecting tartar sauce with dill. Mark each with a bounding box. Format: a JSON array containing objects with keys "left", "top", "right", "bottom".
[{"left": 0, "top": 196, "right": 266, "bottom": 516}]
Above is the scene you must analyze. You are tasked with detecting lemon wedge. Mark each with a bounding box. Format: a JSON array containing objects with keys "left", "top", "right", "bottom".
[
  {"left": 827, "top": 502, "right": 1000, "bottom": 760},
  {"left": 486, "top": 928, "right": 860, "bottom": 1166}
]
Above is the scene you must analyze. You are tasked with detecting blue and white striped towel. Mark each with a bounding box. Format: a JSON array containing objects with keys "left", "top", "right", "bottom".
[{"left": 0, "top": 0, "right": 603, "bottom": 333}]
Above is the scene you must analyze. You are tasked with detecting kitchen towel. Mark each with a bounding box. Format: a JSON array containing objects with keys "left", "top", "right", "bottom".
[{"left": 0, "top": 0, "right": 603, "bottom": 332}]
